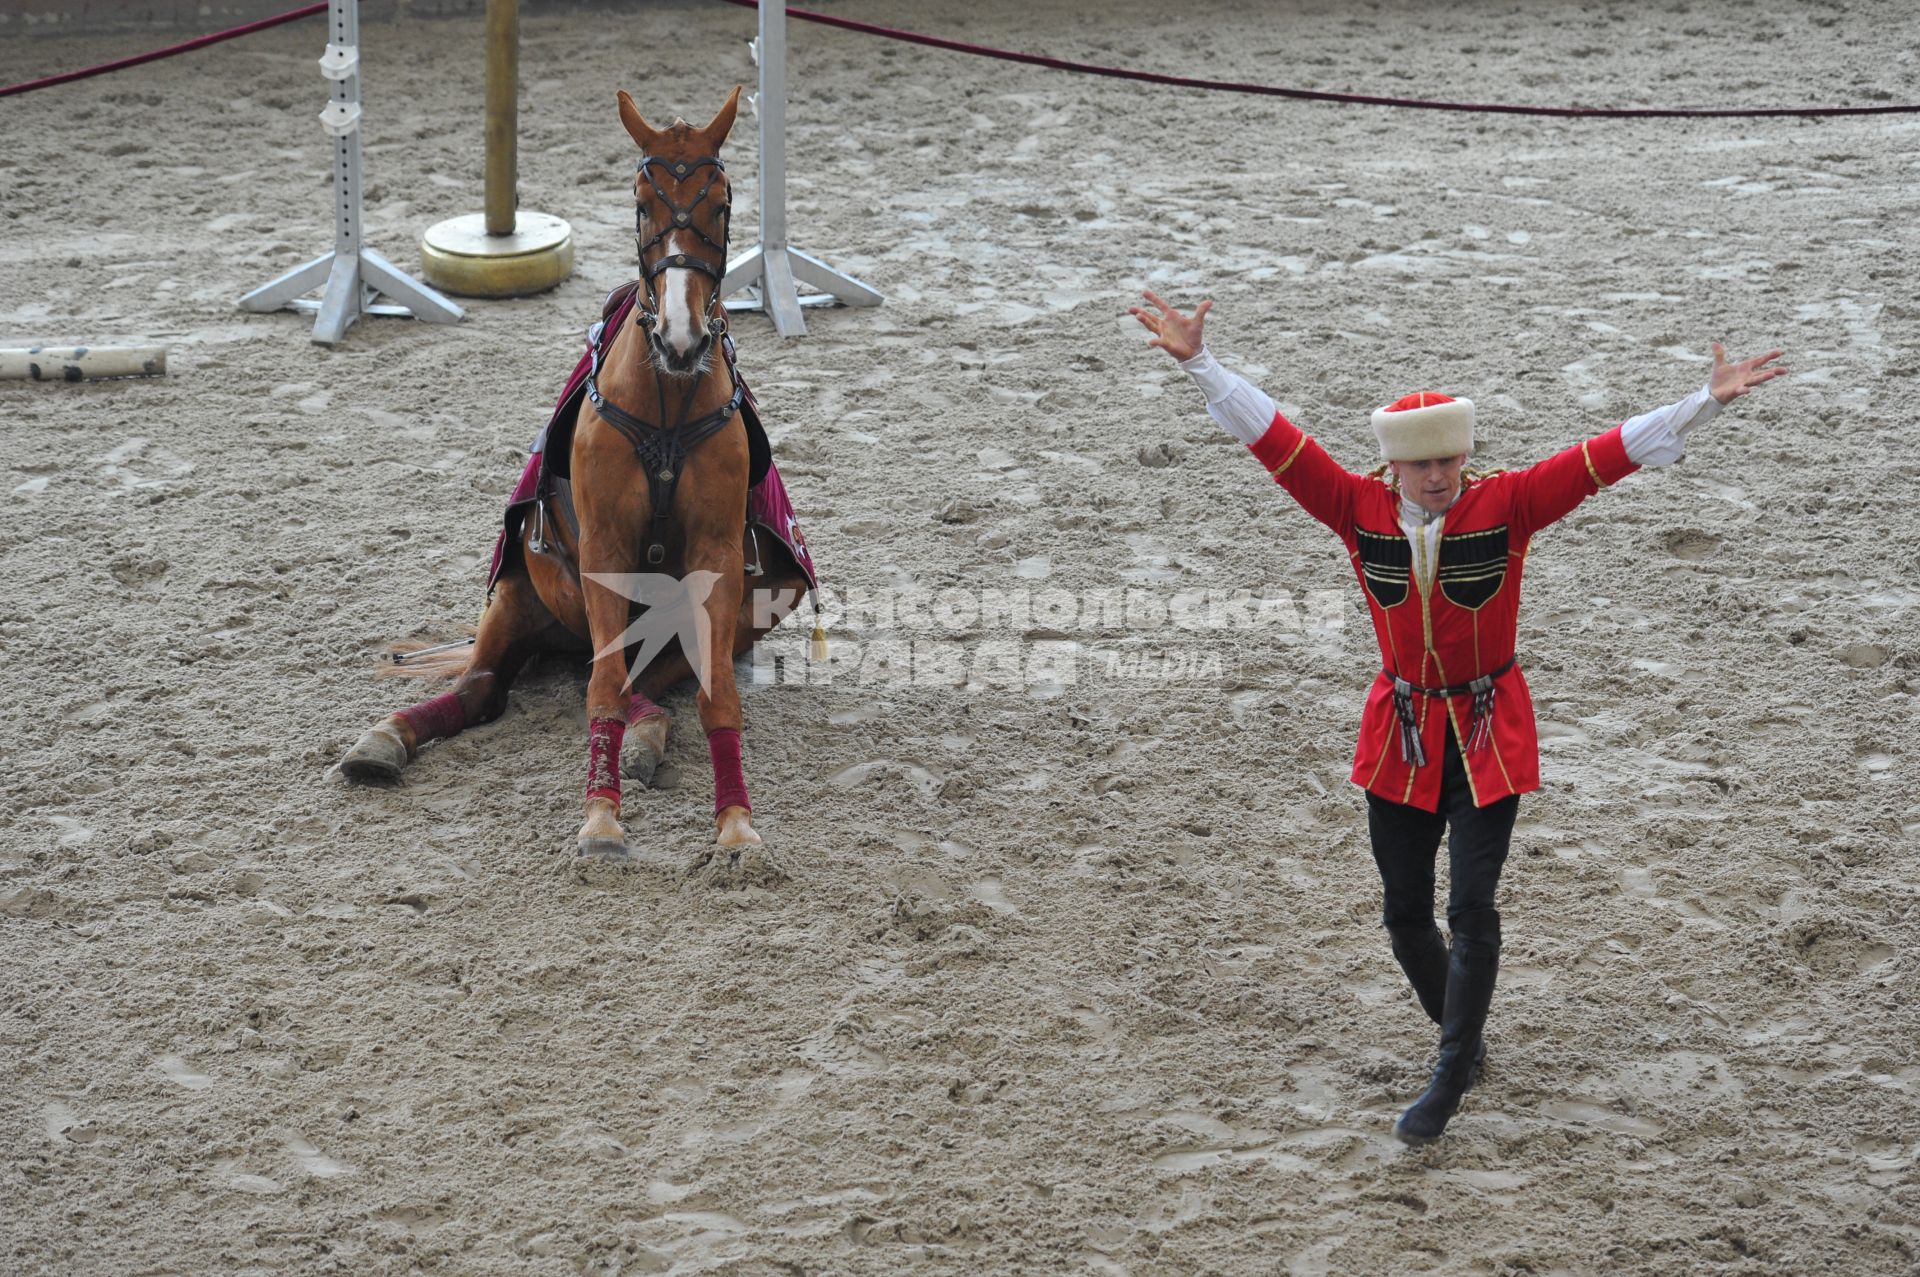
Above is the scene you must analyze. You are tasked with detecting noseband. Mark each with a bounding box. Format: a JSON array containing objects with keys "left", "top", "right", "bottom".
[
  {"left": 632, "top": 152, "right": 731, "bottom": 337},
  {"left": 582, "top": 150, "right": 745, "bottom": 568}
]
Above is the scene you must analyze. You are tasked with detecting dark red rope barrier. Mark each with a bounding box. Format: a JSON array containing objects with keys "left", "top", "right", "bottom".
[
  {"left": 0, "top": 2, "right": 327, "bottom": 99},
  {"left": 6, "top": 0, "right": 1907, "bottom": 117},
  {"left": 720, "top": 0, "right": 1919, "bottom": 119}
]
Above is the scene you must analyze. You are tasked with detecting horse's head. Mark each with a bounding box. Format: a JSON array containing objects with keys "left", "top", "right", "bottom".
[{"left": 618, "top": 86, "right": 740, "bottom": 378}]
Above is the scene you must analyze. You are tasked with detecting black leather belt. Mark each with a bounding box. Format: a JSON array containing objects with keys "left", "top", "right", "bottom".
[{"left": 1387, "top": 657, "right": 1515, "bottom": 767}]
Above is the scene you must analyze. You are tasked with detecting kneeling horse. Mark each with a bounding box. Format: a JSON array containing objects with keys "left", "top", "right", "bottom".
[{"left": 340, "top": 87, "right": 819, "bottom": 862}]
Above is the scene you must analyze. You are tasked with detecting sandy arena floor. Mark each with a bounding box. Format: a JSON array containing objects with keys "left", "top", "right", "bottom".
[{"left": 3, "top": 1, "right": 1918, "bottom": 1273}]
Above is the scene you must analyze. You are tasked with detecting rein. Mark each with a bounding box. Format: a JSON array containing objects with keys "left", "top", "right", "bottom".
[{"left": 584, "top": 150, "right": 743, "bottom": 567}]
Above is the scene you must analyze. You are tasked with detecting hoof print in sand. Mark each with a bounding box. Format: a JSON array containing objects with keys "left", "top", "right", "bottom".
[
  {"left": 1661, "top": 527, "right": 1722, "bottom": 560},
  {"left": 576, "top": 837, "right": 632, "bottom": 866},
  {"left": 687, "top": 843, "right": 788, "bottom": 891},
  {"left": 870, "top": 865, "right": 998, "bottom": 972},
  {"left": 1839, "top": 643, "right": 1891, "bottom": 669}
]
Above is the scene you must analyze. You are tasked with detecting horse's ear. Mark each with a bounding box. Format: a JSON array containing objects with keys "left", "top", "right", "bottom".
[
  {"left": 618, "top": 89, "right": 659, "bottom": 151},
  {"left": 699, "top": 85, "right": 743, "bottom": 148}
]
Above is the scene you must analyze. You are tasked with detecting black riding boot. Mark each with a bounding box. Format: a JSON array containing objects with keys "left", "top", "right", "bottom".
[
  {"left": 1388, "top": 922, "right": 1487, "bottom": 1084},
  {"left": 1388, "top": 923, "right": 1448, "bottom": 1022},
  {"left": 1394, "top": 908, "right": 1500, "bottom": 1144}
]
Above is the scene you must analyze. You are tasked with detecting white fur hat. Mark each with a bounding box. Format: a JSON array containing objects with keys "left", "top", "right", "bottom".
[{"left": 1371, "top": 391, "right": 1475, "bottom": 461}]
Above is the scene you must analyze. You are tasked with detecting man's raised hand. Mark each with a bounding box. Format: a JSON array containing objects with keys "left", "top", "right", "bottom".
[
  {"left": 1129, "top": 290, "right": 1211, "bottom": 362},
  {"left": 1709, "top": 343, "right": 1787, "bottom": 405}
]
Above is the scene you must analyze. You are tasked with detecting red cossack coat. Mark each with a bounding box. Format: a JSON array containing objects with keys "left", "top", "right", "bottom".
[{"left": 1248, "top": 413, "right": 1640, "bottom": 812}]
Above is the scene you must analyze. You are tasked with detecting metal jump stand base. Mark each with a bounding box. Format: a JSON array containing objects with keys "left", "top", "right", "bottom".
[
  {"left": 242, "top": 249, "right": 462, "bottom": 346},
  {"left": 722, "top": 245, "right": 880, "bottom": 337}
]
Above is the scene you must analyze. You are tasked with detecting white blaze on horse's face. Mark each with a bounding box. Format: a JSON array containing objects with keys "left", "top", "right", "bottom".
[
  {"left": 638, "top": 157, "right": 727, "bottom": 376},
  {"left": 660, "top": 241, "right": 700, "bottom": 363}
]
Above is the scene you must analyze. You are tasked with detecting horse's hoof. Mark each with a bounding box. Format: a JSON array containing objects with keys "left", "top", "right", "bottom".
[
  {"left": 340, "top": 724, "right": 408, "bottom": 782},
  {"left": 715, "top": 805, "right": 761, "bottom": 847},
  {"left": 577, "top": 835, "right": 631, "bottom": 863},
  {"left": 621, "top": 713, "right": 671, "bottom": 787}
]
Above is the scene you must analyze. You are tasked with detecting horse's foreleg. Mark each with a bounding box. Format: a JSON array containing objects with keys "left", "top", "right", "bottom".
[
  {"left": 340, "top": 571, "right": 547, "bottom": 781},
  {"left": 621, "top": 568, "right": 808, "bottom": 787},
  {"left": 684, "top": 547, "right": 757, "bottom": 846},
  {"left": 577, "top": 542, "right": 641, "bottom": 860}
]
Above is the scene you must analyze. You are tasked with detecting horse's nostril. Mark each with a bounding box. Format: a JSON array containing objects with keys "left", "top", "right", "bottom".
[{"left": 652, "top": 330, "right": 712, "bottom": 372}]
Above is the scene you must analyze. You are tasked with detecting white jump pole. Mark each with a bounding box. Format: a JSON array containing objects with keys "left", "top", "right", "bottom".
[
  {"left": 722, "top": 0, "right": 881, "bottom": 338},
  {"left": 238, "top": 0, "right": 463, "bottom": 344},
  {"left": 0, "top": 346, "right": 167, "bottom": 381}
]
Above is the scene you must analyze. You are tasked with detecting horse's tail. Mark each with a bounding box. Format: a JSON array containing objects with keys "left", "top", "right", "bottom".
[{"left": 374, "top": 628, "right": 477, "bottom": 681}]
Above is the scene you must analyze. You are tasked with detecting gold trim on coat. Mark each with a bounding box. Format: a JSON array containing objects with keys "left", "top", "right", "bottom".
[
  {"left": 1269, "top": 436, "right": 1308, "bottom": 479},
  {"left": 1581, "top": 440, "right": 1609, "bottom": 489}
]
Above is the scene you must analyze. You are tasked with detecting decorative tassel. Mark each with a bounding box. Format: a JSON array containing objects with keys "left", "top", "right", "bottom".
[
  {"left": 1466, "top": 678, "right": 1497, "bottom": 753},
  {"left": 809, "top": 589, "right": 828, "bottom": 660},
  {"left": 1392, "top": 679, "right": 1428, "bottom": 769}
]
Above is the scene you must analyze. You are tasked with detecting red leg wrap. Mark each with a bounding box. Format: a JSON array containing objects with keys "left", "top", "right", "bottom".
[
  {"left": 627, "top": 691, "right": 666, "bottom": 724},
  {"left": 586, "top": 716, "right": 626, "bottom": 807},
  {"left": 396, "top": 691, "right": 467, "bottom": 746},
  {"left": 708, "top": 727, "right": 750, "bottom": 815}
]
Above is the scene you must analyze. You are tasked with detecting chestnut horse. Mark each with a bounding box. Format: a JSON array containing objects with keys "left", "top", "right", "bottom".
[{"left": 339, "top": 88, "right": 813, "bottom": 867}]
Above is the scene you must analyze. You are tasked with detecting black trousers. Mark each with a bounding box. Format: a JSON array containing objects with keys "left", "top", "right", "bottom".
[{"left": 1365, "top": 732, "right": 1519, "bottom": 933}]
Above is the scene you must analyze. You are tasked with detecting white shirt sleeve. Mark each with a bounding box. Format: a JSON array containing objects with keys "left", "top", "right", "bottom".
[
  {"left": 1620, "top": 381, "right": 1722, "bottom": 468},
  {"left": 1176, "top": 347, "right": 1280, "bottom": 446}
]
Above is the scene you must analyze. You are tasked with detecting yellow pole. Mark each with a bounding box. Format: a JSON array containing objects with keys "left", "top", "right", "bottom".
[
  {"left": 419, "top": 0, "right": 572, "bottom": 297},
  {"left": 483, "top": 0, "right": 516, "bottom": 237}
]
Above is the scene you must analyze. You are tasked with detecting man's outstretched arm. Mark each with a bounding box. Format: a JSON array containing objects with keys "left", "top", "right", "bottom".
[
  {"left": 1131, "top": 290, "right": 1364, "bottom": 536},
  {"left": 1511, "top": 343, "right": 1786, "bottom": 537},
  {"left": 1621, "top": 343, "right": 1786, "bottom": 466},
  {"left": 1129, "top": 290, "right": 1280, "bottom": 442}
]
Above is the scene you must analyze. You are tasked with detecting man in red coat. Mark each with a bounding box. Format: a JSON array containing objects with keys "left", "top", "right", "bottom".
[{"left": 1131, "top": 291, "right": 1785, "bottom": 1143}]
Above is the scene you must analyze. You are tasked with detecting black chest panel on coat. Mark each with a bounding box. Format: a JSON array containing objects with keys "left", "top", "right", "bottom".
[
  {"left": 1356, "top": 528, "right": 1411, "bottom": 609},
  {"left": 1436, "top": 525, "right": 1510, "bottom": 610}
]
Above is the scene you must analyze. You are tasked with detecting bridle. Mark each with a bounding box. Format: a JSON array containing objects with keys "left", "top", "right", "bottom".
[
  {"left": 582, "top": 149, "right": 746, "bottom": 567},
  {"left": 631, "top": 152, "right": 731, "bottom": 339}
]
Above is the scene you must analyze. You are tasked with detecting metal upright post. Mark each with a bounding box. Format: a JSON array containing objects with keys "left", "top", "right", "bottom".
[
  {"left": 240, "top": 0, "right": 463, "bottom": 344},
  {"left": 722, "top": 0, "right": 881, "bottom": 337}
]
